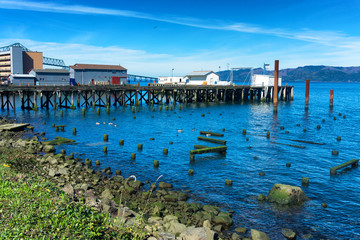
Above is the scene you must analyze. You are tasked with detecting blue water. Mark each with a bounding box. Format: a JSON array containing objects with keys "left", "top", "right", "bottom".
[{"left": 2, "top": 82, "right": 360, "bottom": 239}]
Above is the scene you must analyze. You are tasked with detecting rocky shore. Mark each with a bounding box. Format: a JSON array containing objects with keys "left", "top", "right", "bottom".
[{"left": 1, "top": 117, "right": 309, "bottom": 240}]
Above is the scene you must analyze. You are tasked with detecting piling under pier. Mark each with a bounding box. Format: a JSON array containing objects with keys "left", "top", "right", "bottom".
[{"left": 0, "top": 84, "right": 294, "bottom": 110}]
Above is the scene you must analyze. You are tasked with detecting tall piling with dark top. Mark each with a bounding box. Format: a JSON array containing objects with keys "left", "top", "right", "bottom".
[
  {"left": 273, "top": 60, "right": 279, "bottom": 112},
  {"left": 330, "top": 89, "right": 334, "bottom": 108},
  {"left": 305, "top": 79, "right": 310, "bottom": 110}
]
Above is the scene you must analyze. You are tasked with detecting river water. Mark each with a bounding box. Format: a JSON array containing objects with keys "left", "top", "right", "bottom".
[{"left": 2, "top": 82, "right": 360, "bottom": 239}]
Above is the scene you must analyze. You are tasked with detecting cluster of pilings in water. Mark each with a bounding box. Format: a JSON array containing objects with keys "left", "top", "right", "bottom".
[{"left": 0, "top": 84, "right": 294, "bottom": 110}]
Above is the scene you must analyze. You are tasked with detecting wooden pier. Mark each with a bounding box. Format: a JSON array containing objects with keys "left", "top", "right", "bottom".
[{"left": 0, "top": 84, "right": 293, "bottom": 110}]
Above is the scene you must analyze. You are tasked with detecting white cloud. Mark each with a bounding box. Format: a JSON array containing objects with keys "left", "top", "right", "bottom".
[{"left": 1, "top": 0, "right": 360, "bottom": 50}]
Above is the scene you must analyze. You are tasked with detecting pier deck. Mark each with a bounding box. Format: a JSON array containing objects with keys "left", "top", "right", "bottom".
[{"left": 0, "top": 84, "right": 293, "bottom": 110}]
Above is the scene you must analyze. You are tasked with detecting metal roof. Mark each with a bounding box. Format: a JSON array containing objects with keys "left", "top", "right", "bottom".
[
  {"left": 70, "top": 64, "right": 127, "bottom": 71},
  {"left": 32, "top": 69, "right": 69, "bottom": 74},
  {"left": 10, "top": 74, "right": 35, "bottom": 78},
  {"left": 186, "top": 71, "right": 216, "bottom": 77}
]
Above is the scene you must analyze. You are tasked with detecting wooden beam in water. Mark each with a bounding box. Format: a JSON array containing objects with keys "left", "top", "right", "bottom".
[
  {"left": 190, "top": 146, "right": 227, "bottom": 155},
  {"left": 330, "top": 159, "right": 359, "bottom": 175},
  {"left": 194, "top": 145, "right": 210, "bottom": 149},
  {"left": 271, "top": 141, "right": 306, "bottom": 149},
  {"left": 200, "top": 131, "right": 224, "bottom": 137},
  {"left": 197, "top": 136, "right": 226, "bottom": 145},
  {"left": 288, "top": 139, "right": 325, "bottom": 145}
]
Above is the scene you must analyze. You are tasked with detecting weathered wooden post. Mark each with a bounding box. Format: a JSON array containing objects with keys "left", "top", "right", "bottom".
[
  {"left": 138, "top": 143, "right": 143, "bottom": 150},
  {"left": 72, "top": 128, "right": 76, "bottom": 135},
  {"left": 273, "top": 60, "right": 279, "bottom": 113},
  {"left": 330, "top": 89, "right": 334, "bottom": 108},
  {"left": 119, "top": 139, "right": 124, "bottom": 145},
  {"left": 103, "top": 134, "right": 109, "bottom": 142},
  {"left": 305, "top": 79, "right": 310, "bottom": 110}
]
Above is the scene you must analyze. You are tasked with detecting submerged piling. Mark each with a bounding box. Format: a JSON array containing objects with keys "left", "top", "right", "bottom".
[
  {"left": 138, "top": 143, "right": 143, "bottom": 150},
  {"left": 305, "top": 79, "right": 310, "bottom": 110},
  {"left": 119, "top": 139, "right": 124, "bottom": 145},
  {"left": 330, "top": 89, "right": 334, "bottom": 108},
  {"left": 72, "top": 128, "right": 76, "bottom": 135},
  {"left": 153, "top": 160, "right": 159, "bottom": 168},
  {"left": 103, "top": 134, "right": 109, "bottom": 142}
]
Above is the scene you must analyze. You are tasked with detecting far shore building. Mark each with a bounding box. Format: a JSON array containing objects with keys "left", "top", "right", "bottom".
[
  {"left": 70, "top": 63, "right": 127, "bottom": 85},
  {"left": 185, "top": 71, "right": 231, "bottom": 85}
]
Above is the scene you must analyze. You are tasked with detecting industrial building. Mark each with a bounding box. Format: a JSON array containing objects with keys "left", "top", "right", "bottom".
[
  {"left": 0, "top": 43, "right": 68, "bottom": 85},
  {"left": 70, "top": 64, "right": 127, "bottom": 85},
  {"left": 30, "top": 69, "right": 70, "bottom": 86},
  {"left": 158, "top": 76, "right": 186, "bottom": 85}
]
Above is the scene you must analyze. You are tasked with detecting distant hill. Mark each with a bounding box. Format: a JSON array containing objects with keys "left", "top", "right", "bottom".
[{"left": 218, "top": 66, "right": 360, "bottom": 82}]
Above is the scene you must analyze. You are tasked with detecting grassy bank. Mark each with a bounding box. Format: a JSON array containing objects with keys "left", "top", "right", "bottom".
[{"left": 0, "top": 146, "right": 139, "bottom": 239}]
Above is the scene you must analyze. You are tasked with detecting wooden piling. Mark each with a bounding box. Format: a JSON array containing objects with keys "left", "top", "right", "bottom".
[
  {"left": 138, "top": 143, "right": 143, "bottom": 150},
  {"left": 97, "top": 108, "right": 100, "bottom": 115},
  {"left": 103, "top": 134, "right": 109, "bottom": 142},
  {"left": 131, "top": 153, "right": 136, "bottom": 159},
  {"left": 330, "top": 89, "right": 334, "bottom": 108},
  {"left": 305, "top": 79, "right": 310, "bottom": 110},
  {"left": 242, "top": 129, "right": 246, "bottom": 135},
  {"left": 104, "top": 146, "right": 107, "bottom": 153},
  {"left": 119, "top": 139, "right": 124, "bottom": 145},
  {"left": 163, "top": 148, "right": 168, "bottom": 155},
  {"left": 273, "top": 60, "right": 279, "bottom": 112},
  {"left": 72, "top": 128, "right": 76, "bottom": 135},
  {"left": 153, "top": 160, "right": 159, "bottom": 168}
]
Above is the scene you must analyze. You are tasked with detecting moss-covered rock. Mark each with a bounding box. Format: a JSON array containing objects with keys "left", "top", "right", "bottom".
[
  {"left": 267, "top": 183, "right": 308, "bottom": 205},
  {"left": 43, "top": 137, "right": 76, "bottom": 146}
]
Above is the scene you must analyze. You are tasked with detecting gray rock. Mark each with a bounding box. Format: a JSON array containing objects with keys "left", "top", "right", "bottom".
[
  {"left": 235, "top": 227, "right": 247, "bottom": 234},
  {"left": 203, "top": 205, "right": 220, "bottom": 215},
  {"left": 251, "top": 229, "right": 270, "bottom": 240},
  {"left": 85, "top": 196, "right": 97, "bottom": 207},
  {"left": 159, "top": 182, "right": 173, "bottom": 189},
  {"left": 203, "top": 220, "right": 211, "bottom": 229},
  {"left": 180, "top": 226, "right": 216, "bottom": 240},
  {"left": 101, "top": 188, "right": 114, "bottom": 200},
  {"left": 48, "top": 168, "right": 57, "bottom": 177},
  {"left": 212, "top": 212, "right": 233, "bottom": 227},
  {"left": 282, "top": 228, "right": 296, "bottom": 239},
  {"left": 158, "top": 231, "right": 177, "bottom": 240},
  {"left": 164, "top": 221, "right": 187, "bottom": 235},
  {"left": 57, "top": 168, "right": 68, "bottom": 175},
  {"left": 164, "top": 215, "right": 179, "bottom": 223},
  {"left": 63, "top": 183, "right": 74, "bottom": 197},
  {"left": 231, "top": 233, "right": 241, "bottom": 240},
  {"left": 44, "top": 145, "right": 56, "bottom": 153}
]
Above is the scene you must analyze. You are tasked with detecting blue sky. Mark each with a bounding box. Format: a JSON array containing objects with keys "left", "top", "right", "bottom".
[{"left": 0, "top": 0, "right": 359, "bottom": 76}]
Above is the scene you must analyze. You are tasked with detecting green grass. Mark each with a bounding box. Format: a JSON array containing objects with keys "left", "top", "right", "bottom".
[{"left": 0, "top": 146, "right": 146, "bottom": 239}]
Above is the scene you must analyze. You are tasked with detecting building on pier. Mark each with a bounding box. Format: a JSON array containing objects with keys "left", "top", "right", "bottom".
[
  {"left": 158, "top": 76, "right": 186, "bottom": 85},
  {"left": 30, "top": 69, "right": 70, "bottom": 86},
  {"left": 9, "top": 74, "right": 36, "bottom": 86},
  {"left": 185, "top": 71, "right": 231, "bottom": 86},
  {"left": 70, "top": 64, "right": 127, "bottom": 85}
]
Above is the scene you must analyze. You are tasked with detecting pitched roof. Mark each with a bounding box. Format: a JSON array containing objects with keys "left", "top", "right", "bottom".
[
  {"left": 186, "top": 71, "right": 217, "bottom": 77},
  {"left": 32, "top": 69, "right": 69, "bottom": 73},
  {"left": 70, "top": 64, "right": 127, "bottom": 71}
]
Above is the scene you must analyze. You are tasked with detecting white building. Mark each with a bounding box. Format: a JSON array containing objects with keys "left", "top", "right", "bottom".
[
  {"left": 251, "top": 74, "right": 282, "bottom": 87},
  {"left": 158, "top": 76, "right": 186, "bottom": 85},
  {"left": 185, "top": 71, "right": 230, "bottom": 85}
]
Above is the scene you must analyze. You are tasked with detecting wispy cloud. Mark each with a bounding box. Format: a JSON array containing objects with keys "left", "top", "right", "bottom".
[{"left": 1, "top": 0, "right": 360, "bottom": 50}]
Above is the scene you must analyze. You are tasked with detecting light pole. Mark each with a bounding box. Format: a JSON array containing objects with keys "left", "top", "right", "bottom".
[{"left": 172, "top": 68, "right": 174, "bottom": 77}]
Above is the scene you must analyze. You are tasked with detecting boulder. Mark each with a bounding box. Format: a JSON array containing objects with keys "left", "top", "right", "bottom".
[
  {"left": 101, "top": 188, "right": 114, "bottom": 200},
  {"left": 44, "top": 145, "right": 56, "bottom": 153},
  {"left": 159, "top": 181, "right": 173, "bottom": 189},
  {"left": 251, "top": 229, "right": 270, "bottom": 240},
  {"left": 63, "top": 183, "right": 74, "bottom": 197},
  {"left": 180, "top": 226, "right": 216, "bottom": 240},
  {"left": 213, "top": 212, "right": 233, "bottom": 227},
  {"left": 281, "top": 228, "right": 296, "bottom": 240},
  {"left": 267, "top": 184, "right": 308, "bottom": 205},
  {"left": 203, "top": 205, "right": 220, "bottom": 215},
  {"left": 164, "top": 221, "right": 187, "bottom": 235}
]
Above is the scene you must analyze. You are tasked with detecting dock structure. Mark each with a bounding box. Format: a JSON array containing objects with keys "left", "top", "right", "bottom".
[
  {"left": 0, "top": 84, "right": 293, "bottom": 110},
  {"left": 330, "top": 159, "right": 359, "bottom": 175}
]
